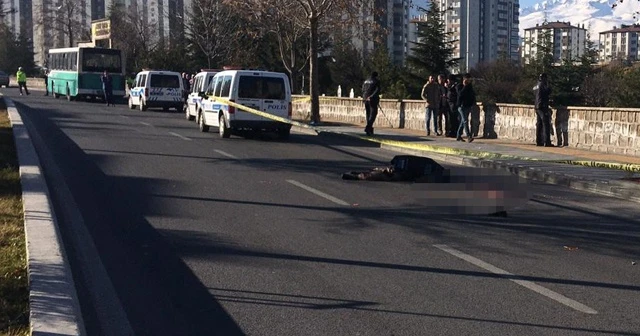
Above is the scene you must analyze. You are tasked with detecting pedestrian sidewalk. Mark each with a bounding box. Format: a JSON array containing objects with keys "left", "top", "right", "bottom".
[{"left": 294, "top": 120, "right": 640, "bottom": 203}]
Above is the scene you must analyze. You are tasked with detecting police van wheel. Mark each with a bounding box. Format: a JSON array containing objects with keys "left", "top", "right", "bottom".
[
  {"left": 185, "top": 107, "right": 194, "bottom": 121},
  {"left": 219, "top": 115, "right": 231, "bottom": 139},
  {"left": 128, "top": 97, "right": 135, "bottom": 109},
  {"left": 139, "top": 100, "right": 147, "bottom": 111},
  {"left": 198, "top": 112, "right": 209, "bottom": 133}
]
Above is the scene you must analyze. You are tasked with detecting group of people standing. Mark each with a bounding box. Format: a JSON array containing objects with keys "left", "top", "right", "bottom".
[
  {"left": 360, "top": 71, "right": 476, "bottom": 142},
  {"left": 421, "top": 73, "right": 476, "bottom": 143}
]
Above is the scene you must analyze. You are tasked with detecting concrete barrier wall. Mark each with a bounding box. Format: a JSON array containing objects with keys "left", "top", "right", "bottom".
[{"left": 292, "top": 96, "right": 640, "bottom": 157}]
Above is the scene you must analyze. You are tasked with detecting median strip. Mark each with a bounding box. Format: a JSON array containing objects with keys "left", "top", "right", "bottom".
[{"left": 0, "top": 98, "right": 29, "bottom": 336}]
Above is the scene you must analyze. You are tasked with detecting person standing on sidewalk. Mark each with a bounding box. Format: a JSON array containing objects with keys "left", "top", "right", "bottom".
[
  {"left": 456, "top": 73, "right": 475, "bottom": 143},
  {"left": 101, "top": 70, "right": 114, "bottom": 106},
  {"left": 437, "top": 74, "right": 449, "bottom": 136},
  {"left": 361, "top": 71, "right": 381, "bottom": 136},
  {"left": 43, "top": 68, "right": 49, "bottom": 96},
  {"left": 446, "top": 75, "right": 460, "bottom": 138},
  {"left": 16, "top": 67, "right": 30, "bottom": 96},
  {"left": 533, "top": 73, "right": 553, "bottom": 147},
  {"left": 421, "top": 75, "right": 441, "bottom": 136}
]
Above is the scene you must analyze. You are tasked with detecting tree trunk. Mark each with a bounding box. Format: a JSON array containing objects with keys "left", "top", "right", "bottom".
[{"left": 309, "top": 16, "right": 320, "bottom": 124}]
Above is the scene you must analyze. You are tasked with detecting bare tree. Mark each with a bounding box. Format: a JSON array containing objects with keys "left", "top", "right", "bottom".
[
  {"left": 34, "top": 0, "right": 89, "bottom": 48},
  {"left": 109, "top": 2, "right": 159, "bottom": 71},
  {"left": 227, "top": 0, "right": 375, "bottom": 123},
  {"left": 185, "top": 0, "right": 244, "bottom": 69}
]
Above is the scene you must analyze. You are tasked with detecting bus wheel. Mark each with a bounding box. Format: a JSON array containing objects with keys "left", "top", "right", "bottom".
[{"left": 66, "top": 87, "right": 73, "bottom": 101}]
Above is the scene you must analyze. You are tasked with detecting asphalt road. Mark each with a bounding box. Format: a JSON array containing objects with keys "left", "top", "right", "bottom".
[{"left": 3, "top": 89, "right": 640, "bottom": 336}]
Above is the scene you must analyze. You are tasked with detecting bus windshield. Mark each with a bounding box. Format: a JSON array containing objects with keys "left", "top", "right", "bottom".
[{"left": 82, "top": 49, "right": 122, "bottom": 73}]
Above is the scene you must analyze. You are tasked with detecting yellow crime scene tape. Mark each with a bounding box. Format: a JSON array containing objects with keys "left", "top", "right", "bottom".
[{"left": 210, "top": 95, "right": 640, "bottom": 173}]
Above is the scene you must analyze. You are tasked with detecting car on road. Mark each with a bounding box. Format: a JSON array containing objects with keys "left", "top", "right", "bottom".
[
  {"left": 198, "top": 70, "right": 292, "bottom": 139},
  {"left": 129, "top": 70, "right": 184, "bottom": 112},
  {"left": 0, "top": 71, "right": 10, "bottom": 88},
  {"left": 185, "top": 70, "right": 219, "bottom": 121}
]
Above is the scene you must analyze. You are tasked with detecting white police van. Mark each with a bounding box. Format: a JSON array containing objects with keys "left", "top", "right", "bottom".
[
  {"left": 128, "top": 70, "right": 184, "bottom": 111},
  {"left": 198, "top": 70, "right": 292, "bottom": 139},
  {"left": 185, "top": 70, "right": 219, "bottom": 121}
]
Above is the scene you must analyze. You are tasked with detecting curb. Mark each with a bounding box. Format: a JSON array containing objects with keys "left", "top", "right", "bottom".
[
  {"left": 292, "top": 125, "right": 640, "bottom": 204},
  {"left": 3, "top": 96, "right": 85, "bottom": 335}
]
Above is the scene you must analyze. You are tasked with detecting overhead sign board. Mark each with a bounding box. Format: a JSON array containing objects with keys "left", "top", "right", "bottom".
[{"left": 91, "top": 19, "right": 111, "bottom": 41}]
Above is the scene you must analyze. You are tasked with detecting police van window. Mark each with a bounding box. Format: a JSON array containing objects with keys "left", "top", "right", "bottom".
[
  {"left": 220, "top": 76, "right": 232, "bottom": 97},
  {"left": 214, "top": 77, "right": 223, "bottom": 96},
  {"left": 238, "top": 76, "right": 285, "bottom": 100},
  {"left": 150, "top": 74, "right": 181, "bottom": 88},
  {"left": 139, "top": 74, "right": 147, "bottom": 87},
  {"left": 207, "top": 78, "right": 217, "bottom": 95},
  {"left": 194, "top": 76, "right": 202, "bottom": 93}
]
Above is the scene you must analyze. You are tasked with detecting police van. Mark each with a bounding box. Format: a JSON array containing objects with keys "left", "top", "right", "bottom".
[
  {"left": 185, "top": 70, "right": 219, "bottom": 121},
  {"left": 128, "top": 70, "right": 184, "bottom": 111},
  {"left": 198, "top": 70, "right": 292, "bottom": 139}
]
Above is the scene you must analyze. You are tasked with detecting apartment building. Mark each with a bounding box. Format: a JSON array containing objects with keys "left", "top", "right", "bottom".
[
  {"left": 1, "top": 0, "right": 31, "bottom": 36},
  {"left": 522, "top": 21, "right": 587, "bottom": 64},
  {"left": 352, "top": 0, "right": 411, "bottom": 66},
  {"left": 437, "top": 0, "right": 520, "bottom": 72},
  {"left": 598, "top": 24, "right": 640, "bottom": 62}
]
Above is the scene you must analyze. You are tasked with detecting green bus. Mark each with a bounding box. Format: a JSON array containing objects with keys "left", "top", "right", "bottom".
[{"left": 47, "top": 47, "right": 126, "bottom": 101}]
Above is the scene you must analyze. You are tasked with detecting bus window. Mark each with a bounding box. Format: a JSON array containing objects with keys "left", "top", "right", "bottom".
[{"left": 81, "top": 49, "right": 122, "bottom": 73}]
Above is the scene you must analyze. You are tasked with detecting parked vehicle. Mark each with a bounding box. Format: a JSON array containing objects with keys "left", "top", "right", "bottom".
[
  {"left": 198, "top": 70, "right": 292, "bottom": 139},
  {"left": 0, "top": 71, "right": 10, "bottom": 88},
  {"left": 47, "top": 47, "right": 126, "bottom": 101},
  {"left": 128, "top": 70, "right": 184, "bottom": 112},
  {"left": 185, "top": 70, "right": 219, "bottom": 121}
]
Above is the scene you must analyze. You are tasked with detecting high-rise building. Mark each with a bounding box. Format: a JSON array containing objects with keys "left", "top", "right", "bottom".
[
  {"left": 352, "top": 0, "right": 411, "bottom": 66},
  {"left": 522, "top": 21, "right": 587, "bottom": 64},
  {"left": 2, "top": 0, "right": 190, "bottom": 66},
  {"left": 598, "top": 24, "right": 640, "bottom": 63},
  {"left": 438, "top": 0, "right": 520, "bottom": 72}
]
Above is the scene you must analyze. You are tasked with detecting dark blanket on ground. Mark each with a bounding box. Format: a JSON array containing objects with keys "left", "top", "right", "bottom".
[{"left": 342, "top": 155, "right": 450, "bottom": 183}]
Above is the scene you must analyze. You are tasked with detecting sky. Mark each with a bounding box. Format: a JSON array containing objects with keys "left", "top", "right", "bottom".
[{"left": 520, "top": 0, "right": 539, "bottom": 7}]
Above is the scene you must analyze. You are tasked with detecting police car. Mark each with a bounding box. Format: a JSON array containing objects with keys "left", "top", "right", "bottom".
[
  {"left": 128, "top": 70, "right": 184, "bottom": 111},
  {"left": 197, "top": 70, "right": 292, "bottom": 139},
  {"left": 185, "top": 70, "right": 219, "bottom": 121}
]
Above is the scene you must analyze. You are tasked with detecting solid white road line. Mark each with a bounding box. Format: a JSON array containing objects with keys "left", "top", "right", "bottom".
[
  {"left": 433, "top": 244, "right": 598, "bottom": 315},
  {"left": 120, "top": 115, "right": 130, "bottom": 119},
  {"left": 286, "top": 180, "right": 350, "bottom": 206},
  {"left": 169, "top": 132, "right": 191, "bottom": 141},
  {"left": 139, "top": 121, "right": 152, "bottom": 127},
  {"left": 214, "top": 149, "right": 238, "bottom": 159}
]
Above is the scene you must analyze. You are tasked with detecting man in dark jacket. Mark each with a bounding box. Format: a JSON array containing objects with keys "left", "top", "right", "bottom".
[
  {"left": 437, "top": 74, "right": 449, "bottom": 136},
  {"left": 533, "top": 73, "right": 553, "bottom": 147},
  {"left": 534, "top": 73, "right": 553, "bottom": 146},
  {"left": 456, "top": 73, "right": 475, "bottom": 143},
  {"left": 362, "top": 71, "right": 381, "bottom": 136},
  {"left": 101, "top": 70, "right": 113, "bottom": 106},
  {"left": 446, "top": 75, "right": 459, "bottom": 138}
]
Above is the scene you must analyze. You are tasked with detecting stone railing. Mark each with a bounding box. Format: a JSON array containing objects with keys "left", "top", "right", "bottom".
[{"left": 292, "top": 96, "right": 640, "bottom": 157}]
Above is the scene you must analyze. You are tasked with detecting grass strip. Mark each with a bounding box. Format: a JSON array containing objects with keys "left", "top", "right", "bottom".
[{"left": 0, "top": 98, "right": 29, "bottom": 336}]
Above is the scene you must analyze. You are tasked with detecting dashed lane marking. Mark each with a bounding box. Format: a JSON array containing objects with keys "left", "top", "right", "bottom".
[
  {"left": 286, "top": 180, "right": 350, "bottom": 206},
  {"left": 434, "top": 244, "right": 598, "bottom": 314}
]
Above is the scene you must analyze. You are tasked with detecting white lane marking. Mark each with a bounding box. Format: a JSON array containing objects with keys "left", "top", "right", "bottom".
[
  {"left": 214, "top": 149, "right": 238, "bottom": 159},
  {"left": 433, "top": 244, "right": 598, "bottom": 315},
  {"left": 286, "top": 180, "right": 350, "bottom": 206},
  {"left": 120, "top": 115, "right": 130, "bottom": 119},
  {"left": 169, "top": 132, "right": 191, "bottom": 141},
  {"left": 139, "top": 121, "right": 152, "bottom": 127}
]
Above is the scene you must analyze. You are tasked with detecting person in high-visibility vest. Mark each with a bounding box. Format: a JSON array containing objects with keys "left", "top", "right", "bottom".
[{"left": 16, "top": 67, "right": 30, "bottom": 96}]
